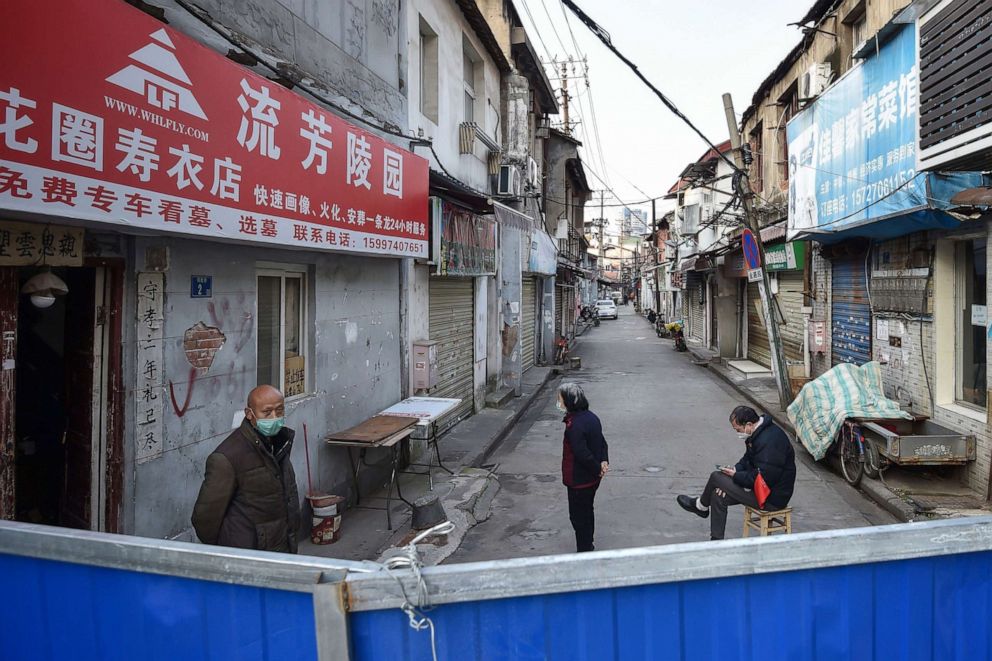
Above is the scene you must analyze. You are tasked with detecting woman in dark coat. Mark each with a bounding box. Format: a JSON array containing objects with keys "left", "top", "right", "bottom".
[{"left": 557, "top": 383, "right": 610, "bottom": 552}]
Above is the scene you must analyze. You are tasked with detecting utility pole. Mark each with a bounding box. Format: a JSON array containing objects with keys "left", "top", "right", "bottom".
[
  {"left": 722, "top": 93, "right": 792, "bottom": 409},
  {"left": 560, "top": 61, "right": 570, "bottom": 136},
  {"left": 598, "top": 190, "right": 605, "bottom": 264},
  {"left": 653, "top": 198, "right": 662, "bottom": 316}
]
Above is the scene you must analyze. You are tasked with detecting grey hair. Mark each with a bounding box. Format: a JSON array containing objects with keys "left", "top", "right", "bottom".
[{"left": 557, "top": 382, "right": 589, "bottom": 412}]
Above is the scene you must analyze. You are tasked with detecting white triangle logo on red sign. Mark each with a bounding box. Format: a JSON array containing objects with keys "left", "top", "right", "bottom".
[{"left": 107, "top": 29, "right": 207, "bottom": 120}]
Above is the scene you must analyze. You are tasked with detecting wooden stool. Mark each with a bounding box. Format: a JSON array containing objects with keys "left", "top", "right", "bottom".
[{"left": 743, "top": 506, "right": 793, "bottom": 537}]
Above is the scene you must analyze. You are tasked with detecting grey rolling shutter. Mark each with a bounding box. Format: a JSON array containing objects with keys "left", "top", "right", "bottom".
[
  {"left": 747, "top": 281, "right": 771, "bottom": 368},
  {"left": 429, "top": 277, "right": 475, "bottom": 427},
  {"left": 521, "top": 277, "right": 537, "bottom": 370},
  {"left": 776, "top": 270, "right": 805, "bottom": 363}
]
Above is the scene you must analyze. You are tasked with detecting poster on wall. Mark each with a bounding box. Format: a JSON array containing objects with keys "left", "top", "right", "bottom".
[
  {"left": 0, "top": 0, "right": 429, "bottom": 259},
  {"left": 436, "top": 201, "right": 497, "bottom": 276}
]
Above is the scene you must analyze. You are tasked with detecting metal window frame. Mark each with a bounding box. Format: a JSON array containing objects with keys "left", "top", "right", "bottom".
[{"left": 256, "top": 266, "right": 309, "bottom": 400}]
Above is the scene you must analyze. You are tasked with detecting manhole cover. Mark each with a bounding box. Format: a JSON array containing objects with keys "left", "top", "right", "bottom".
[{"left": 644, "top": 466, "right": 662, "bottom": 473}]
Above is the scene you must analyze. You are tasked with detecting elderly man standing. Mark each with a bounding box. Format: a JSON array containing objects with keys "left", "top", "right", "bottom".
[{"left": 192, "top": 385, "right": 300, "bottom": 553}]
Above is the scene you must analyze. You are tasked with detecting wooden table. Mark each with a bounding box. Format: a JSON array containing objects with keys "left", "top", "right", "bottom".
[
  {"left": 324, "top": 415, "right": 418, "bottom": 530},
  {"left": 378, "top": 397, "right": 461, "bottom": 489}
]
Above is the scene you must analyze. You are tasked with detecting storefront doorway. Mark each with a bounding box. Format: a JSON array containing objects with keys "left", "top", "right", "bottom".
[{"left": 0, "top": 264, "right": 123, "bottom": 531}]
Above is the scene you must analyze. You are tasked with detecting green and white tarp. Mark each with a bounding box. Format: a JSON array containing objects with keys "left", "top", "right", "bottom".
[{"left": 787, "top": 361, "right": 912, "bottom": 461}]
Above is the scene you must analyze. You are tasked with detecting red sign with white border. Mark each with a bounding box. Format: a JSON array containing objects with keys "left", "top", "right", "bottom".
[{"left": 0, "top": 0, "right": 429, "bottom": 258}]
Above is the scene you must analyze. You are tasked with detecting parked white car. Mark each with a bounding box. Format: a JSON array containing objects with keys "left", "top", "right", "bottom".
[{"left": 595, "top": 299, "right": 618, "bottom": 320}]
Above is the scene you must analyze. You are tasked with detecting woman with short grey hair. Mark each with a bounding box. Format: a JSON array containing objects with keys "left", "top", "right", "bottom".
[{"left": 557, "top": 383, "right": 610, "bottom": 552}]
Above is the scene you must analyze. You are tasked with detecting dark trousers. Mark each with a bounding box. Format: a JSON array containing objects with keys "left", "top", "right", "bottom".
[
  {"left": 700, "top": 471, "right": 759, "bottom": 540},
  {"left": 567, "top": 484, "right": 599, "bottom": 552}
]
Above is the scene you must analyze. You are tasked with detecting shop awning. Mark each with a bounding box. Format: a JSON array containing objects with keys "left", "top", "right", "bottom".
[{"left": 429, "top": 170, "right": 492, "bottom": 214}]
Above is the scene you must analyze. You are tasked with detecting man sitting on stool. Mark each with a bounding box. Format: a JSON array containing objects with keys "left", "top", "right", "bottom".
[{"left": 676, "top": 405, "right": 796, "bottom": 540}]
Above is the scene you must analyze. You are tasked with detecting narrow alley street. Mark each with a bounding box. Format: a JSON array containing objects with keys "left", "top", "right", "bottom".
[{"left": 449, "top": 307, "right": 896, "bottom": 562}]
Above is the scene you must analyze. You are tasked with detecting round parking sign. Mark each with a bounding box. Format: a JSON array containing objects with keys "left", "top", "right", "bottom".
[{"left": 742, "top": 229, "right": 761, "bottom": 270}]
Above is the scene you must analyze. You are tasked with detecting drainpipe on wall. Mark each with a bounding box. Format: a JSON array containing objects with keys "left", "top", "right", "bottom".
[{"left": 399, "top": 258, "right": 412, "bottom": 398}]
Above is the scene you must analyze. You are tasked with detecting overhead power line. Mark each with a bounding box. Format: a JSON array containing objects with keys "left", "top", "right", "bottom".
[{"left": 561, "top": 0, "right": 742, "bottom": 176}]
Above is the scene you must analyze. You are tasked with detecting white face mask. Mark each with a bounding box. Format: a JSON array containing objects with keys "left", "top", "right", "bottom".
[{"left": 556, "top": 399, "right": 567, "bottom": 413}]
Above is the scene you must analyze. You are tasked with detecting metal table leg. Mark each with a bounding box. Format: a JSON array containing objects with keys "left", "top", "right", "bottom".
[
  {"left": 345, "top": 447, "right": 360, "bottom": 507},
  {"left": 431, "top": 421, "right": 454, "bottom": 475},
  {"left": 383, "top": 443, "right": 413, "bottom": 530}
]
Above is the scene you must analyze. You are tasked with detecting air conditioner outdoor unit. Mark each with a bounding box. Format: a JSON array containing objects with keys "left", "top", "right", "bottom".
[
  {"left": 497, "top": 164, "right": 521, "bottom": 196},
  {"left": 526, "top": 157, "right": 539, "bottom": 189},
  {"left": 799, "top": 63, "right": 831, "bottom": 100}
]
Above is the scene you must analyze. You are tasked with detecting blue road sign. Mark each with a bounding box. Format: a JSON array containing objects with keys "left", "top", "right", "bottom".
[{"left": 742, "top": 229, "right": 761, "bottom": 270}]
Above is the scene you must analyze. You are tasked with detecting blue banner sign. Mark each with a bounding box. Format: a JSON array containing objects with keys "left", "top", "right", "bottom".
[{"left": 787, "top": 23, "right": 925, "bottom": 237}]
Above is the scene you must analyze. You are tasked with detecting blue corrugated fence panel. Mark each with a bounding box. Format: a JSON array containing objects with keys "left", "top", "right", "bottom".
[
  {"left": 350, "top": 551, "right": 992, "bottom": 660},
  {"left": 0, "top": 553, "right": 318, "bottom": 661}
]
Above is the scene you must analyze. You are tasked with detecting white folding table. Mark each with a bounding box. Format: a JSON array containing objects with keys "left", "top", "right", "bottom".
[{"left": 378, "top": 396, "right": 461, "bottom": 489}]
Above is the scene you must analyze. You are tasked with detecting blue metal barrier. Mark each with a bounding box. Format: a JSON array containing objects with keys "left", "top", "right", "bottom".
[
  {"left": 345, "top": 517, "right": 992, "bottom": 661},
  {"left": 349, "top": 551, "right": 992, "bottom": 660},
  {"left": 3, "top": 517, "right": 992, "bottom": 660},
  {"left": 1, "top": 554, "right": 317, "bottom": 661},
  {"left": 0, "top": 522, "right": 359, "bottom": 661}
]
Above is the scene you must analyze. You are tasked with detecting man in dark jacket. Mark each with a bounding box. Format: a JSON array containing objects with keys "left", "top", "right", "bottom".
[
  {"left": 676, "top": 405, "right": 796, "bottom": 540},
  {"left": 192, "top": 385, "right": 300, "bottom": 553}
]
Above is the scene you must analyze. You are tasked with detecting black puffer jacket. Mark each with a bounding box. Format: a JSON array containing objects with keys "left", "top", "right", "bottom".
[{"left": 733, "top": 417, "right": 796, "bottom": 510}]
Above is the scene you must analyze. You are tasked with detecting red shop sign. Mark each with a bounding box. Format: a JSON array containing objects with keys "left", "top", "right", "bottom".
[{"left": 0, "top": 0, "right": 429, "bottom": 258}]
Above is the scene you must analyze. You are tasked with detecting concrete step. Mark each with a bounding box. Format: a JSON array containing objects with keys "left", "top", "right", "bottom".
[
  {"left": 485, "top": 386, "right": 515, "bottom": 409},
  {"left": 726, "top": 359, "right": 773, "bottom": 379},
  {"left": 687, "top": 346, "right": 720, "bottom": 365}
]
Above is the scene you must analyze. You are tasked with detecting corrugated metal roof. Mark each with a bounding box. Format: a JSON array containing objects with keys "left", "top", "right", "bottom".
[{"left": 951, "top": 187, "right": 992, "bottom": 207}]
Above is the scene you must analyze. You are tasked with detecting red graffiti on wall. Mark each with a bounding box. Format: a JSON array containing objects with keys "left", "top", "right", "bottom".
[{"left": 168, "top": 366, "right": 198, "bottom": 418}]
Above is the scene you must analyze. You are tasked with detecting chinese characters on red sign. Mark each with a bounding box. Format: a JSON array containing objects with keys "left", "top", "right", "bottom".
[{"left": 0, "top": 0, "right": 429, "bottom": 258}]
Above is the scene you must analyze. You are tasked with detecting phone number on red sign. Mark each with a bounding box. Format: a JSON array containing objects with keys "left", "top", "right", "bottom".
[{"left": 363, "top": 237, "right": 422, "bottom": 253}]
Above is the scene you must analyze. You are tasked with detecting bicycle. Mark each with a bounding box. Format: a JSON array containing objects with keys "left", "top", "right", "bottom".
[
  {"left": 554, "top": 337, "right": 569, "bottom": 365},
  {"left": 837, "top": 420, "right": 882, "bottom": 486}
]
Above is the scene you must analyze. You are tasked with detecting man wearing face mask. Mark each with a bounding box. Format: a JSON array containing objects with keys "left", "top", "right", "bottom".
[
  {"left": 192, "top": 385, "right": 301, "bottom": 553},
  {"left": 676, "top": 405, "right": 795, "bottom": 540}
]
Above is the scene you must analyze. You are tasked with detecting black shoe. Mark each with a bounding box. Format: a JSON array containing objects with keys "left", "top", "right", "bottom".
[{"left": 677, "top": 494, "right": 709, "bottom": 518}]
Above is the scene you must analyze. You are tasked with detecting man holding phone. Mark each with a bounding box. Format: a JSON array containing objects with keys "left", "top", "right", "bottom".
[{"left": 676, "top": 405, "right": 796, "bottom": 540}]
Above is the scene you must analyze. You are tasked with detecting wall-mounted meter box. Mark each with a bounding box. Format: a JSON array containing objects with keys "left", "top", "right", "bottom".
[
  {"left": 413, "top": 340, "right": 439, "bottom": 390},
  {"left": 808, "top": 321, "right": 827, "bottom": 354}
]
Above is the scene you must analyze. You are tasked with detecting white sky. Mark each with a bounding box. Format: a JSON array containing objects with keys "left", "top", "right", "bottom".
[{"left": 515, "top": 0, "right": 810, "bottom": 225}]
